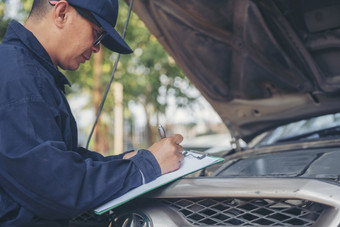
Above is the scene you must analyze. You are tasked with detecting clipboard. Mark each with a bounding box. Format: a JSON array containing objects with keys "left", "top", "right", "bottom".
[{"left": 94, "top": 150, "right": 224, "bottom": 214}]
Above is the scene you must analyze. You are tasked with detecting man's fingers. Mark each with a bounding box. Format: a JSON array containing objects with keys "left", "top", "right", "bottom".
[
  {"left": 170, "top": 134, "right": 184, "bottom": 145},
  {"left": 175, "top": 144, "right": 184, "bottom": 162},
  {"left": 148, "top": 133, "right": 185, "bottom": 174},
  {"left": 179, "top": 152, "right": 185, "bottom": 162}
]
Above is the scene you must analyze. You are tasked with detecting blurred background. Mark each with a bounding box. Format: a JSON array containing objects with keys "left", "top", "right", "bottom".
[{"left": 0, "top": 0, "right": 229, "bottom": 155}]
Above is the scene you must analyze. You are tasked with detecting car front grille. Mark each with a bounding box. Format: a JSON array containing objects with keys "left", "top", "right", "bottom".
[
  {"left": 69, "top": 211, "right": 111, "bottom": 227},
  {"left": 161, "top": 198, "right": 327, "bottom": 226}
]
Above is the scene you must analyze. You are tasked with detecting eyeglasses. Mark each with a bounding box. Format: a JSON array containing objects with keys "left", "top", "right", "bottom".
[
  {"left": 49, "top": 0, "right": 107, "bottom": 46},
  {"left": 93, "top": 32, "right": 108, "bottom": 46}
]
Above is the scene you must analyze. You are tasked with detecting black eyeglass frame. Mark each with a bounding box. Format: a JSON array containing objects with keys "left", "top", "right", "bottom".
[
  {"left": 93, "top": 32, "right": 108, "bottom": 46},
  {"left": 49, "top": 0, "right": 108, "bottom": 46}
]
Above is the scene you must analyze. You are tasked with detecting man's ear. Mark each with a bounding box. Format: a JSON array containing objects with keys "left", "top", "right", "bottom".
[{"left": 52, "top": 1, "right": 70, "bottom": 28}]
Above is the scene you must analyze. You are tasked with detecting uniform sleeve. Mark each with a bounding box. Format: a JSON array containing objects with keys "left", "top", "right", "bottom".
[
  {"left": 76, "top": 147, "right": 125, "bottom": 160},
  {"left": 0, "top": 98, "right": 161, "bottom": 220},
  {"left": 76, "top": 147, "right": 136, "bottom": 161}
]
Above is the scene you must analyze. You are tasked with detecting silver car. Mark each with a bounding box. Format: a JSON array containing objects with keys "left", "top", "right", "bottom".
[
  {"left": 73, "top": 0, "right": 340, "bottom": 226},
  {"left": 110, "top": 114, "right": 340, "bottom": 226}
]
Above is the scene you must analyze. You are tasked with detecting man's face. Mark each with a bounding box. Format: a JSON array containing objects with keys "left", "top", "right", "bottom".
[{"left": 56, "top": 6, "right": 102, "bottom": 71}]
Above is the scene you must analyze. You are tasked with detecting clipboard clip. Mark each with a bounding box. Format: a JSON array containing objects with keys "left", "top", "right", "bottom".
[{"left": 183, "top": 150, "right": 207, "bottom": 160}]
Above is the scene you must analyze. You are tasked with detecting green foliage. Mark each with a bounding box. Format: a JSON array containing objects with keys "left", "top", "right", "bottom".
[
  {"left": 118, "top": 0, "right": 197, "bottom": 112},
  {"left": 0, "top": 1, "right": 10, "bottom": 40},
  {"left": 23, "top": 0, "right": 33, "bottom": 13}
]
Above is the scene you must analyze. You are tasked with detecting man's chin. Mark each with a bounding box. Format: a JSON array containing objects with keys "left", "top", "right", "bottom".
[{"left": 59, "top": 63, "right": 81, "bottom": 71}]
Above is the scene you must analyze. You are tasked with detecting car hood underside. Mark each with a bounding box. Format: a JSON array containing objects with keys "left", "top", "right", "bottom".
[{"left": 127, "top": 0, "right": 340, "bottom": 142}]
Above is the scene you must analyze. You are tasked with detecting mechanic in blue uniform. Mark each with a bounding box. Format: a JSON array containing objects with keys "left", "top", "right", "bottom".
[{"left": 0, "top": 0, "right": 184, "bottom": 226}]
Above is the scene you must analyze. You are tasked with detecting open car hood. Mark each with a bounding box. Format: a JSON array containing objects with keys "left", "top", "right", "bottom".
[{"left": 127, "top": 0, "right": 340, "bottom": 142}]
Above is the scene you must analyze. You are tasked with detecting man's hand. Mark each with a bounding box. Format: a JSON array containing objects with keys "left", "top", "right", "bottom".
[{"left": 147, "top": 134, "right": 184, "bottom": 175}]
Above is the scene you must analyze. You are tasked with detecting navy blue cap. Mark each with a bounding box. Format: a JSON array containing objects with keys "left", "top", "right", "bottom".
[{"left": 67, "top": 0, "right": 133, "bottom": 54}]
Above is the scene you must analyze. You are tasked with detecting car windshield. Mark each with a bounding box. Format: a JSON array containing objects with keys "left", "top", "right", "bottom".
[{"left": 255, "top": 113, "right": 340, "bottom": 147}]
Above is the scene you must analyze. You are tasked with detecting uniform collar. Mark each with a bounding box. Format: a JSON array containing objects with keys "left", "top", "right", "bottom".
[{"left": 3, "top": 20, "right": 71, "bottom": 92}]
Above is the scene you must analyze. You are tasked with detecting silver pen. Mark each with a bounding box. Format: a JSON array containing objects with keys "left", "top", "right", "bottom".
[{"left": 158, "top": 124, "right": 166, "bottom": 139}]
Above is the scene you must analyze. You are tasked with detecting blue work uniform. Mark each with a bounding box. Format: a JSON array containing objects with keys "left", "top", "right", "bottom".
[{"left": 0, "top": 20, "right": 161, "bottom": 226}]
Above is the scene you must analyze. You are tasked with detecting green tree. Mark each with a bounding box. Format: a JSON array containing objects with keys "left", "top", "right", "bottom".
[{"left": 116, "top": 0, "right": 197, "bottom": 146}]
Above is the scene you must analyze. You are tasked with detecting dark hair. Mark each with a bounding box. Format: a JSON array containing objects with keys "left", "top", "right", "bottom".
[{"left": 28, "top": 0, "right": 51, "bottom": 19}]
